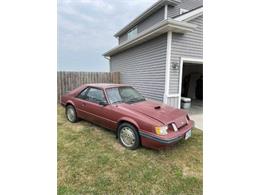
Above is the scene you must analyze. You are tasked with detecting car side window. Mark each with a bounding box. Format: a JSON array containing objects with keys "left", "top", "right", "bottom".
[
  {"left": 77, "top": 88, "right": 89, "bottom": 100},
  {"left": 85, "top": 88, "right": 107, "bottom": 104},
  {"left": 77, "top": 88, "right": 89, "bottom": 99}
]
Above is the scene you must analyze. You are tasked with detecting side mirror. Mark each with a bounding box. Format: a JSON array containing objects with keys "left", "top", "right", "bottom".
[{"left": 99, "top": 101, "right": 108, "bottom": 106}]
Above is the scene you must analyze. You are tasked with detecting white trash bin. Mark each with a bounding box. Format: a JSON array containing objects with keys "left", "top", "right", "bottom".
[{"left": 181, "top": 97, "right": 191, "bottom": 109}]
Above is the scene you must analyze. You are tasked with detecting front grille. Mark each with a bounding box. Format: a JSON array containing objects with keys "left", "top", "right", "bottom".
[
  {"left": 171, "top": 120, "right": 188, "bottom": 132},
  {"left": 179, "top": 121, "right": 187, "bottom": 129}
]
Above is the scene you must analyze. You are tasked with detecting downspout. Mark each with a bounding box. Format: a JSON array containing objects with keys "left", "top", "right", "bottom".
[
  {"left": 164, "top": 4, "right": 168, "bottom": 20},
  {"left": 104, "top": 56, "right": 111, "bottom": 72}
]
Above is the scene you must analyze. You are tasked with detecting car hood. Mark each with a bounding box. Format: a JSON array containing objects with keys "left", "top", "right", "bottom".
[{"left": 118, "top": 99, "right": 188, "bottom": 127}]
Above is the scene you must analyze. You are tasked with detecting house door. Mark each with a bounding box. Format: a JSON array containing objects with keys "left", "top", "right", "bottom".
[{"left": 178, "top": 58, "right": 203, "bottom": 108}]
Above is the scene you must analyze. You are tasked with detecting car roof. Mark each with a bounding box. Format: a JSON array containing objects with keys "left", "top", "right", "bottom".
[{"left": 85, "top": 83, "right": 130, "bottom": 89}]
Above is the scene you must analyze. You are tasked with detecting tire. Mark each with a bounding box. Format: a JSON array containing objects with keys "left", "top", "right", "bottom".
[
  {"left": 66, "top": 105, "right": 78, "bottom": 123},
  {"left": 118, "top": 123, "right": 140, "bottom": 150}
]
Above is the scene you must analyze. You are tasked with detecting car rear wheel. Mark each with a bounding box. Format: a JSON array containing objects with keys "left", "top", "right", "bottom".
[
  {"left": 66, "top": 105, "right": 78, "bottom": 123},
  {"left": 118, "top": 123, "right": 140, "bottom": 150}
]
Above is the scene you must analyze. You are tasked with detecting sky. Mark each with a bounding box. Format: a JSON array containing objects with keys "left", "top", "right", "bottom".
[{"left": 58, "top": 0, "right": 158, "bottom": 72}]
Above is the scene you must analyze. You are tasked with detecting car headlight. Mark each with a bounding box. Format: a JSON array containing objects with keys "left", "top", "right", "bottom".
[
  {"left": 155, "top": 126, "right": 168, "bottom": 135},
  {"left": 186, "top": 114, "right": 191, "bottom": 124},
  {"left": 172, "top": 123, "right": 178, "bottom": 132}
]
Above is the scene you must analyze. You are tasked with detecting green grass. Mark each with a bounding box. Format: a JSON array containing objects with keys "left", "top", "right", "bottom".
[{"left": 57, "top": 105, "right": 203, "bottom": 195}]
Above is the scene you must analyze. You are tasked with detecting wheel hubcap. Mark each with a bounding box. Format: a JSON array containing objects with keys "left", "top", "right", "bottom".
[
  {"left": 120, "top": 127, "right": 136, "bottom": 147},
  {"left": 67, "top": 108, "right": 75, "bottom": 121}
]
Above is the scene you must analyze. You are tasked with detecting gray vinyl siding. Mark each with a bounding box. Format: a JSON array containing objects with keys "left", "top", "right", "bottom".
[
  {"left": 137, "top": 7, "right": 165, "bottom": 33},
  {"left": 168, "top": 15, "right": 203, "bottom": 106},
  {"left": 118, "top": 7, "right": 165, "bottom": 45},
  {"left": 168, "top": 0, "right": 203, "bottom": 18},
  {"left": 110, "top": 34, "right": 167, "bottom": 101},
  {"left": 119, "top": 33, "right": 128, "bottom": 44}
]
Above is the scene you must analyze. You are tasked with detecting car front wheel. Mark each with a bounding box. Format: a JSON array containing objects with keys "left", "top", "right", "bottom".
[
  {"left": 118, "top": 123, "right": 140, "bottom": 150},
  {"left": 66, "top": 105, "right": 78, "bottom": 123}
]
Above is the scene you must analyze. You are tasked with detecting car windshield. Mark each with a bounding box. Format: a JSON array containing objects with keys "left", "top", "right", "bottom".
[{"left": 106, "top": 87, "right": 145, "bottom": 104}]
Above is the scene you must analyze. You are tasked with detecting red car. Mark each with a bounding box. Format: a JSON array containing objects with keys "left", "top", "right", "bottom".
[{"left": 61, "top": 84, "right": 194, "bottom": 150}]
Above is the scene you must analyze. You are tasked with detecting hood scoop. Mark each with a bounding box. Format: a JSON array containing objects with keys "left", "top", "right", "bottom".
[{"left": 119, "top": 99, "right": 187, "bottom": 125}]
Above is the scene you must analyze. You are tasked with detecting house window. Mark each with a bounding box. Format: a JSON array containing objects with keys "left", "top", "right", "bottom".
[
  {"left": 180, "top": 8, "right": 188, "bottom": 14},
  {"left": 127, "top": 27, "right": 138, "bottom": 40}
]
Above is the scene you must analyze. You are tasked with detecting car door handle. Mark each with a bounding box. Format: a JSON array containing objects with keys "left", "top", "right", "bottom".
[{"left": 81, "top": 103, "right": 86, "bottom": 107}]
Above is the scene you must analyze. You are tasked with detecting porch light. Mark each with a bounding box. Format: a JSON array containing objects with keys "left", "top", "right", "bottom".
[{"left": 172, "top": 62, "right": 179, "bottom": 70}]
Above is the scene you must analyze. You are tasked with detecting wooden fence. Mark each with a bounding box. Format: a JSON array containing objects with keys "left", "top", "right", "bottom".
[{"left": 57, "top": 71, "right": 120, "bottom": 102}]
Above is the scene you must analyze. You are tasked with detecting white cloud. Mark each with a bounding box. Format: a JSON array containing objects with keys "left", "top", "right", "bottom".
[
  {"left": 60, "top": 0, "right": 114, "bottom": 11},
  {"left": 80, "top": 0, "right": 114, "bottom": 10},
  {"left": 124, "top": 0, "right": 158, "bottom": 7},
  {"left": 60, "top": 18, "right": 85, "bottom": 33},
  {"left": 59, "top": 4, "right": 96, "bottom": 23},
  {"left": 58, "top": 0, "right": 158, "bottom": 71}
]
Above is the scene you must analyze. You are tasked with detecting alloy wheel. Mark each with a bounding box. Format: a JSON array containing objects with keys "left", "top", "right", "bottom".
[
  {"left": 120, "top": 127, "right": 136, "bottom": 147},
  {"left": 67, "top": 107, "right": 76, "bottom": 122}
]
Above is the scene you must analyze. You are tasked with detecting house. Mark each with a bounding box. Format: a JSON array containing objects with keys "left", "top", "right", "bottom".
[{"left": 104, "top": 0, "right": 203, "bottom": 109}]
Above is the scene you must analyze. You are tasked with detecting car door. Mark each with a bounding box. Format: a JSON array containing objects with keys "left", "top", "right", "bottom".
[
  {"left": 73, "top": 87, "right": 96, "bottom": 122},
  {"left": 81, "top": 87, "right": 117, "bottom": 129}
]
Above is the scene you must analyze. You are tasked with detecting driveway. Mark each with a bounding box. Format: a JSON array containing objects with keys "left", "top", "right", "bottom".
[{"left": 183, "top": 100, "right": 203, "bottom": 130}]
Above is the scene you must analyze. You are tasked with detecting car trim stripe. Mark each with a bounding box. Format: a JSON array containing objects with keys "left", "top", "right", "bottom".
[
  {"left": 77, "top": 108, "right": 117, "bottom": 124},
  {"left": 138, "top": 130, "right": 183, "bottom": 144}
]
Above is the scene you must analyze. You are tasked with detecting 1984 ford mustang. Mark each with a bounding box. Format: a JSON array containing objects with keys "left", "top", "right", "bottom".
[{"left": 61, "top": 83, "right": 194, "bottom": 150}]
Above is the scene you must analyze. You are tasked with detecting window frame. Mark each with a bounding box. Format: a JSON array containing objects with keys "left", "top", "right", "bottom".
[
  {"left": 127, "top": 26, "right": 138, "bottom": 40},
  {"left": 76, "top": 87, "right": 90, "bottom": 100},
  {"left": 180, "top": 8, "right": 188, "bottom": 14}
]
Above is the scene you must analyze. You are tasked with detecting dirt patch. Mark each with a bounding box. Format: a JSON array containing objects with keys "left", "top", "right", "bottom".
[{"left": 112, "top": 142, "right": 125, "bottom": 153}]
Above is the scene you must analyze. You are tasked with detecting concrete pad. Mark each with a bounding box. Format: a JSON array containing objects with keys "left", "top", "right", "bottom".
[
  {"left": 190, "top": 114, "right": 203, "bottom": 130},
  {"left": 183, "top": 100, "right": 203, "bottom": 130}
]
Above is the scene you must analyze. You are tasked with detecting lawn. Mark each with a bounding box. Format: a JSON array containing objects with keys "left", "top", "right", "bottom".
[{"left": 57, "top": 105, "right": 203, "bottom": 195}]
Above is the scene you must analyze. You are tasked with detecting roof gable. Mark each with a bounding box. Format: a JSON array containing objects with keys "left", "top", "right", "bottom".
[
  {"left": 173, "top": 6, "right": 203, "bottom": 22},
  {"left": 114, "top": 0, "right": 181, "bottom": 37},
  {"left": 104, "top": 19, "right": 197, "bottom": 57}
]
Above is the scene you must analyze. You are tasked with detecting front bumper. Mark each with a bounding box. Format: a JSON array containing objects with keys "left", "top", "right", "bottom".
[{"left": 139, "top": 120, "right": 194, "bottom": 149}]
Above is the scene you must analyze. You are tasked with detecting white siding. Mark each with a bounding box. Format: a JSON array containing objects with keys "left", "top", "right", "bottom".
[{"left": 167, "top": 97, "right": 179, "bottom": 108}]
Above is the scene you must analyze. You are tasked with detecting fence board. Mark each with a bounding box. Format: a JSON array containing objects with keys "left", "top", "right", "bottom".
[{"left": 57, "top": 71, "right": 120, "bottom": 102}]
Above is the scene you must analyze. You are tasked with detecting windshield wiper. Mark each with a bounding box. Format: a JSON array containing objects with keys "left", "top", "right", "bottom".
[
  {"left": 126, "top": 97, "right": 146, "bottom": 103},
  {"left": 112, "top": 100, "right": 123, "bottom": 104}
]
